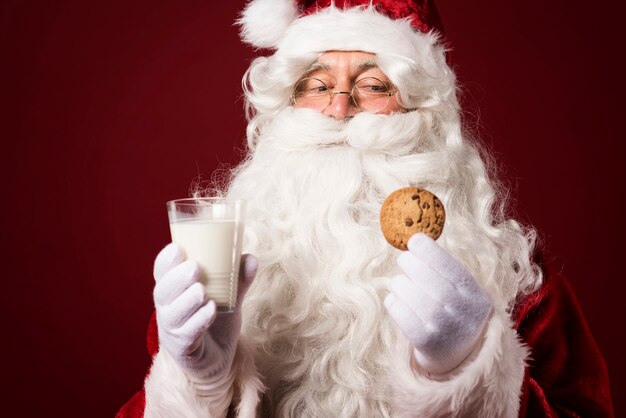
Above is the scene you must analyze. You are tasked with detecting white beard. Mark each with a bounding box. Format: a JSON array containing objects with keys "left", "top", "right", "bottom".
[{"left": 223, "top": 107, "right": 538, "bottom": 417}]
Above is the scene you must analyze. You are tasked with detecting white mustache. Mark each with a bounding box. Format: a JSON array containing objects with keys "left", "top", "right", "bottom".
[{"left": 263, "top": 107, "right": 429, "bottom": 156}]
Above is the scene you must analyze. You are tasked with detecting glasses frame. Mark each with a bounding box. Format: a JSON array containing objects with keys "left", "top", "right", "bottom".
[{"left": 291, "top": 76, "right": 398, "bottom": 114}]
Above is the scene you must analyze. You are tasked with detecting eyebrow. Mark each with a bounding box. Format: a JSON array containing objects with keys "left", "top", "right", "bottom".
[
  {"left": 356, "top": 61, "right": 378, "bottom": 71},
  {"left": 303, "top": 60, "right": 379, "bottom": 75}
]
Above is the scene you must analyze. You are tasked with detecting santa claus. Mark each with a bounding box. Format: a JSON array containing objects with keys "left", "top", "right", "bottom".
[{"left": 118, "top": 0, "right": 613, "bottom": 417}]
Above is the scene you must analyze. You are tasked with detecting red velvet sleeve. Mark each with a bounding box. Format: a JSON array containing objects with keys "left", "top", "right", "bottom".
[
  {"left": 115, "top": 313, "right": 159, "bottom": 418},
  {"left": 514, "top": 263, "right": 614, "bottom": 417}
]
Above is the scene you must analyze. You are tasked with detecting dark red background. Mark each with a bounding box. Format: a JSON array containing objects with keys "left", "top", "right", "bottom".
[{"left": 2, "top": 1, "right": 623, "bottom": 416}]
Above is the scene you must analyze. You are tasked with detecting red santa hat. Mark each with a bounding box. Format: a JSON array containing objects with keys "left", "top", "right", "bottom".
[{"left": 238, "top": 0, "right": 445, "bottom": 59}]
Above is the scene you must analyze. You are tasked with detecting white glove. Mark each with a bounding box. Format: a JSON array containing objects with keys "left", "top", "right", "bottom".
[
  {"left": 153, "top": 243, "right": 257, "bottom": 388},
  {"left": 384, "top": 233, "right": 493, "bottom": 375}
]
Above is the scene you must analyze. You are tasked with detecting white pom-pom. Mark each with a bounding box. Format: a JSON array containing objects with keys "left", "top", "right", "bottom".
[{"left": 238, "top": 0, "right": 299, "bottom": 49}]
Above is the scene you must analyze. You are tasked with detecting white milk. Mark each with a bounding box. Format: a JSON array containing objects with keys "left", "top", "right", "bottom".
[{"left": 169, "top": 219, "right": 244, "bottom": 309}]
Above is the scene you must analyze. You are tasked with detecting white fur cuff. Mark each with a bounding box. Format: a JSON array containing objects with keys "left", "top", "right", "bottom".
[
  {"left": 389, "top": 308, "right": 528, "bottom": 417},
  {"left": 144, "top": 337, "right": 263, "bottom": 418}
]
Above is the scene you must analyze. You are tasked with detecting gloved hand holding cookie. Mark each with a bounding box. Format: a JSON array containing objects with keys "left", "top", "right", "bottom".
[{"left": 381, "top": 187, "right": 493, "bottom": 375}]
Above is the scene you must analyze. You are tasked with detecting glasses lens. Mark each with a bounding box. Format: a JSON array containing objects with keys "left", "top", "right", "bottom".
[
  {"left": 353, "top": 77, "right": 393, "bottom": 113},
  {"left": 293, "top": 78, "right": 331, "bottom": 109}
]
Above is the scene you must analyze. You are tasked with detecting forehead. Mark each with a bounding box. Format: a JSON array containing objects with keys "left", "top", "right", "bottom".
[{"left": 307, "top": 50, "right": 378, "bottom": 74}]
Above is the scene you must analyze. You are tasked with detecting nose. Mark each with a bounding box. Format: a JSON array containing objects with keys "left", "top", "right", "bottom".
[{"left": 323, "top": 91, "right": 359, "bottom": 120}]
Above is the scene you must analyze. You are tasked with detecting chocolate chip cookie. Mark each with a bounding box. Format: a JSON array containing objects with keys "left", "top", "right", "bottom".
[{"left": 380, "top": 187, "right": 445, "bottom": 250}]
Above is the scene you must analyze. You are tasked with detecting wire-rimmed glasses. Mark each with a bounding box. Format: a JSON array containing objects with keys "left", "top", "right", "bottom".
[{"left": 291, "top": 76, "right": 397, "bottom": 113}]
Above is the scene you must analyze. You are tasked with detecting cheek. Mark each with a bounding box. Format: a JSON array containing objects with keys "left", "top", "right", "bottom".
[
  {"left": 378, "top": 95, "right": 403, "bottom": 114},
  {"left": 293, "top": 101, "right": 314, "bottom": 110},
  {"left": 292, "top": 100, "right": 324, "bottom": 112}
]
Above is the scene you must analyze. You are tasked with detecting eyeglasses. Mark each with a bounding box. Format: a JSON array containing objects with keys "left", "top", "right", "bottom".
[{"left": 291, "top": 76, "right": 397, "bottom": 114}]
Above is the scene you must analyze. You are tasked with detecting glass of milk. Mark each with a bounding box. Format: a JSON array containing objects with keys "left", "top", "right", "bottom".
[{"left": 167, "top": 198, "right": 245, "bottom": 313}]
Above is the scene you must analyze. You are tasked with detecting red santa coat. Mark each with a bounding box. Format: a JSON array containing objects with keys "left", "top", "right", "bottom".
[
  {"left": 117, "top": 260, "right": 613, "bottom": 417},
  {"left": 514, "top": 262, "right": 613, "bottom": 416}
]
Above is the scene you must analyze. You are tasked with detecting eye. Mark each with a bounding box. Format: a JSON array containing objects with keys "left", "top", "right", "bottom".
[
  {"left": 294, "top": 78, "right": 330, "bottom": 98},
  {"left": 354, "top": 77, "right": 391, "bottom": 95}
]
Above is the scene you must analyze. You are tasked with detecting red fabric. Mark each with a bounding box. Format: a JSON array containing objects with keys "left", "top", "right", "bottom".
[
  {"left": 117, "top": 263, "right": 614, "bottom": 416},
  {"left": 115, "top": 314, "right": 158, "bottom": 418},
  {"left": 300, "top": 0, "right": 444, "bottom": 35},
  {"left": 514, "top": 261, "right": 614, "bottom": 417}
]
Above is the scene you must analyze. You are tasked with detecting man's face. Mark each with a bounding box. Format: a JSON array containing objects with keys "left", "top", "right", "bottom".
[{"left": 292, "top": 51, "right": 404, "bottom": 119}]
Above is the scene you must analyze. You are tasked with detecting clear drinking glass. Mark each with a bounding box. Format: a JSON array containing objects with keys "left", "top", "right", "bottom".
[{"left": 166, "top": 198, "right": 245, "bottom": 313}]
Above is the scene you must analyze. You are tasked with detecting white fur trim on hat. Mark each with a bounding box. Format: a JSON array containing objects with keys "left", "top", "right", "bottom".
[
  {"left": 238, "top": 0, "right": 300, "bottom": 49},
  {"left": 278, "top": 7, "right": 438, "bottom": 61},
  {"left": 240, "top": 2, "right": 441, "bottom": 67}
]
